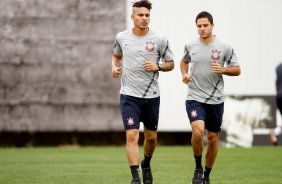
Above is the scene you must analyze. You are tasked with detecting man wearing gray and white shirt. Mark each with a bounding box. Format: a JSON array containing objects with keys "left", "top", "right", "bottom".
[
  {"left": 112, "top": 1, "right": 174, "bottom": 184},
  {"left": 180, "top": 11, "right": 240, "bottom": 184}
]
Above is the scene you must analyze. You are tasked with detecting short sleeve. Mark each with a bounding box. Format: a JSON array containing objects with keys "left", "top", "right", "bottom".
[
  {"left": 182, "top": 45, "right": 191, "bottom": 63},
  {"left": 159, "top": 36, "right": 174, "bottom": 62},
  {"left": 113, "top": 35, "right": 122, "bottom": 56},
  {"left": 225, "top": 44, "right": 239, "bottom": 67}
]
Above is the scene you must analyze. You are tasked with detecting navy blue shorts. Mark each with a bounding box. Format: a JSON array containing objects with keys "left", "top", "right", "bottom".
[
  {"left": 120, "top": 94, "right": 160, "bottom": 131},
  {"left": 277, "top": 93, "right": 282, "bottom": 115},
  {"left": 186, "top": 100, "right": 224, "bottom": 132}
]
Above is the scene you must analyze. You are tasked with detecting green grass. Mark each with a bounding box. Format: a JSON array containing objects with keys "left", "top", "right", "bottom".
[{"left": 0, "top": 146, "right": 281, "bottom": 184}]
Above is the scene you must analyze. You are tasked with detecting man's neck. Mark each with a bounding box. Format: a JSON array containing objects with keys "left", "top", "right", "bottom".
[
  {"left": 200, "top": 35, "right": 215, "bottom": 45},
  {"left": 132, "top": 27, "right": 149, "bottom": 36}
]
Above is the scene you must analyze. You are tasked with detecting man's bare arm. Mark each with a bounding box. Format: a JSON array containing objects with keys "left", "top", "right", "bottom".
[{"left": 112, "top": 54, "right": 122, "bottom": 78}]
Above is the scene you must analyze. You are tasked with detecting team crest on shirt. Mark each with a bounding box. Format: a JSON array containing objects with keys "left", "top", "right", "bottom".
[
  {"left": 127, "top": 117, "right": 135, "bottom": 126},
  {"left": 190, "top": 110, "right": 198, "bottom": 118},
  {"left": 211, "top": 49, "right": 221, "bottom": 61},
  {"left": 145, "top": 41, "right": 155, "bottom": 52}
]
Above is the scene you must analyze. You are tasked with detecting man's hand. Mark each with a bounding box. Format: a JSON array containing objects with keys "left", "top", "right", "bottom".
[
  {"left": 112, "top": 65, "right": 121, "bottom": 78},
  {"left": 144, "top": 60, "right": 158, "bottom": 72},
  {"left": 182, "top": 73, "right": 191, "bottom": 84},
  {"left": 211, "top": 61, "right": 224, "bottom": 74}
]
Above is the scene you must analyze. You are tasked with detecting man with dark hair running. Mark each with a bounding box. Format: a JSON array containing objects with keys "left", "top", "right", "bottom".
[
  {"left": 112, "top": 1, "right": 174, "bottom": 183},
  {"left": 180, "top": 11, "right": 241, "bottom": 184}
]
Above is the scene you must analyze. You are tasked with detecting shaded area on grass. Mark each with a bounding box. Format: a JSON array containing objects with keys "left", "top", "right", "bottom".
[{"left": 0, "top": 131, "right": 192, "bottom": 147}]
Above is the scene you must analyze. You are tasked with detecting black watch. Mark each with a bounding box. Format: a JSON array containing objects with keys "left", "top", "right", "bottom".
[{"left": 158, "top": 65, "right": 162, "bottom": 71}]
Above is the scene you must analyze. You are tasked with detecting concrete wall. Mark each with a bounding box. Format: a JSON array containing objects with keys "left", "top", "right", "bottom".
[{"left": 0, "top": 0, "right": 125, "bottom": 132}]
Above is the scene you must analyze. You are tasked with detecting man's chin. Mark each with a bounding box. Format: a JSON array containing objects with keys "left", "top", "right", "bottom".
[
  {"left": 141, "top": 26, "right": 148, "bottom": 29},
  {"left": 200, "top": 35, "right": 208, "bottom": 39}
]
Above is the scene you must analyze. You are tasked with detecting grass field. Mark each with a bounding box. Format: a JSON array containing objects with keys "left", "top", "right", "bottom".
[{"left": 0, "top": 146, "right": 281, "bottom": 184}]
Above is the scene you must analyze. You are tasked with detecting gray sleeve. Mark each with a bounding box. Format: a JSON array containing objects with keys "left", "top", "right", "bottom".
[
  {"left": 113, "top": 35, "right": 122, "bottom": 56},
  {"left": 225, "top": 44, "right": 239, "bottom": 67},
  {"left": 182, "top": 45, "right": 191, "bottom": 63},
  {"left": 159, "top": 36, "right": 174, "bottom": 62}
]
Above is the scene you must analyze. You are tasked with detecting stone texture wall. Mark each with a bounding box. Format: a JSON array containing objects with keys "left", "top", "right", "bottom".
[{"left": 0, "top": 0, "right": 125, "bottom": 132}]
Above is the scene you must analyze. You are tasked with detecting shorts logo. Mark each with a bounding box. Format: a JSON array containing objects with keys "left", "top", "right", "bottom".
[
  {"left": 145, "top": 41, "right": 155, "bottom": 52},
  {"left": 127, "top": 117, "right": 135, "bottom": 126},
  {"left": 211, "top": 49, "right": 221, "bottom": 61},
  {"left": 190, "top": 110, "right": 197, "bottom": 118}
]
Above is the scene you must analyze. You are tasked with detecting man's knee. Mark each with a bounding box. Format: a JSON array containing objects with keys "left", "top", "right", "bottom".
[
  {"left": 192, "top": 128, "right": 205, "bottom": 144},
  {"left": 144, "top": 130, "right": 157, "bottom": 143},
  {"left": 147, "top": 133, "right": 157, "bottom": 143},
  {"left": 126, "top": 129, "right": 139, "bottom": 144},
  {"left": 191, "top": 120, "right": 205, "bottom": 140},
  {"left": 207, "top": 132, "right": 219, "bottom": 145}
]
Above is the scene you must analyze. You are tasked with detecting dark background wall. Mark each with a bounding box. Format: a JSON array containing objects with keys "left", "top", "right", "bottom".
[{"left": 0, "top": 0, "right": 125, "bottom": 134}]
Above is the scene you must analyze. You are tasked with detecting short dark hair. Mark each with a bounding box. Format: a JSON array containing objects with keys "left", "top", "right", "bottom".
[
  {"left": 132, "top": 0, "right": 152, "bottom": 10},
  {"left": 195, "top": 11, "right": 213, "bottom": 24}
]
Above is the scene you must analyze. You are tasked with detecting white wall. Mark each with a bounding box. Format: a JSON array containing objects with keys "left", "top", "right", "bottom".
[{"left": 126, "top": 0, "right": 282, "bottom": 131}]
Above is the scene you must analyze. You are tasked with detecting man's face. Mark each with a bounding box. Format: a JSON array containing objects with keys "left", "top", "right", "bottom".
[
  {"left": 131, "top": 7, "right": 150, "bottom": 29},
  {"left": 196, "top": 18, "right": 214, "bottom": 39}
]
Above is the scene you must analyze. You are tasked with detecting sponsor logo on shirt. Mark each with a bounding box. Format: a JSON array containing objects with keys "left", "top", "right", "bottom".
[
  {"left": 145, "top": 41, "right": 155, "bottom": 52},
  {"left": 211, "top": 49, "right": 221, "bottom": 61}
]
